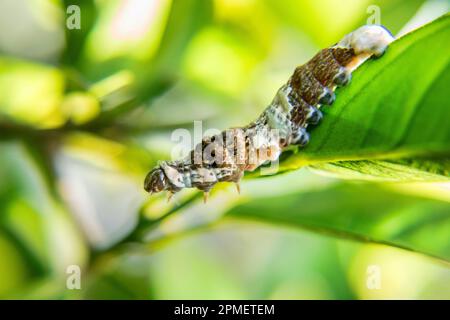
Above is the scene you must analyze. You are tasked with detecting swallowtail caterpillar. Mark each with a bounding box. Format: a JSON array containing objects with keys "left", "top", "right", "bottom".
[{"left": 144, "top": 25, "right": 395, "bottom": 202}]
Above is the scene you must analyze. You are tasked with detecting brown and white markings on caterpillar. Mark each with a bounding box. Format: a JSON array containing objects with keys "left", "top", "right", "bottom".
[{"left": 144, "top": 25, "right": 395, "bottom": 202}]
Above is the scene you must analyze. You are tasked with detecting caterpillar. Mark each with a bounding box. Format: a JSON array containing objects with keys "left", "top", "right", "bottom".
[{"left": 144, "top": 25, "right": 394, "bottom": 202}]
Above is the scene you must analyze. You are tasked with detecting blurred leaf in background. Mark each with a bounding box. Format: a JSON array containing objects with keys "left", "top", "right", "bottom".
[{"left": 0, "top": 142, "right": 87, "bottom": 298}]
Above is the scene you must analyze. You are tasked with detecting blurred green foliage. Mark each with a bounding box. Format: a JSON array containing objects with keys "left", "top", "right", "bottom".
[
  {"left": 227, "top": 182, "right": 450, "bottom": 261},
  {"left": 0, "top": 0, "right": 449, "bottom": 299}
]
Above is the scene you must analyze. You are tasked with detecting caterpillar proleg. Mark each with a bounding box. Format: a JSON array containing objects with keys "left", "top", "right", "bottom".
[{"left": 144, "top": 25, "right": 394, "bottom": 202}]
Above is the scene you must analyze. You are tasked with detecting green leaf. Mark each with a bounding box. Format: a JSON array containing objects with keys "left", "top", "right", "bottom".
[
  {"left": 0, "top": 141, "right": 88, "bottom": 296},
  {"left": 311, "top": 158, "right": 450, "bottom": 181},
  {"left": 226, "top": 182, "right": 450, "bottom": 262},
  {"left": 354, "top": 0, "right": 427, "bottom": 35},
  {"left": 61, "top": 0, "right": 98, "bottom": 67},
  {"left": 133, "top": 0, "right": 214, "bottom": 101},
  {"left": 277, "top": 15, "right": 450, "bottom": 179},
  {"left": 90, "top": 0, "right": 213, "bottom": 124}
]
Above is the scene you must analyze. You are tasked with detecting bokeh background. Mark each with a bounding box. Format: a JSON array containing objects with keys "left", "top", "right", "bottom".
[{"left": 0, "top": 0, "right": 449, "bottom": 299}]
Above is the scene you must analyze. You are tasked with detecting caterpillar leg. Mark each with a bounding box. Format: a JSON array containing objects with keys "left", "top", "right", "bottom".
[
  {"left": 305, "top": 106, "right": 323, "bottom": 125},
  {"left": 318, "top": 87, "right": 335, "bottom": 106},
  {"left": 195, "top": 183, "right": 215, "bottom": 203},
  {"left": 167, "top": 191, "right": 175, "bottom": 203},
  {"left": 203, "top": 191, "right": 209, "bottom": 203},
  {"left": 333, "top": 68, "right": 352, "bottom": 86},
  {"left": 235, "top": 182, "right": 241, "bottom": 194},
  {"left": 291, "top": 127, "right": 309, "bottom": 146}
]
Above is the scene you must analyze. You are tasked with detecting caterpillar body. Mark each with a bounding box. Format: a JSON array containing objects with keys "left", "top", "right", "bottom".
[{"left": 144, "top": 25, "right": 394, "bottom": 202}]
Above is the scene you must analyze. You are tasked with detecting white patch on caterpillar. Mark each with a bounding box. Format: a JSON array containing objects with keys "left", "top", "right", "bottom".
[
  {"left": 265, "top": 106, "right": 291, "bottom": 141},
  {"left": 338, "top": 25, "right": 394, "bottom": 56},
  {"left": 193, "top": 167, "right": 217, "bottom": 184},
  {"left": 246, "top": 126, "right": 282, "bottom": 171},
  {"left": 276, "top": 85, "right": 295, "bottom": 113},
  {"left": 182, "top": 170, "right": 193, "bottom": 188},
  {"left": 337, "top": 25, "right": 394, "bottom": 71},
  {"left": 161, "top": 162, "right": 185, "bottom": 188}
]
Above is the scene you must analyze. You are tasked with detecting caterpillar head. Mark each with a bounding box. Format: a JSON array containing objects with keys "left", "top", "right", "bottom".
[{"left": 144, "top": 167, "right": 169, "bottom": 194}]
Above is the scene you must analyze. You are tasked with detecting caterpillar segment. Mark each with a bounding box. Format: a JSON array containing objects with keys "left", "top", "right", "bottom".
[{"left": 144, "top": 25, "right": 394, "bottom": 202}]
